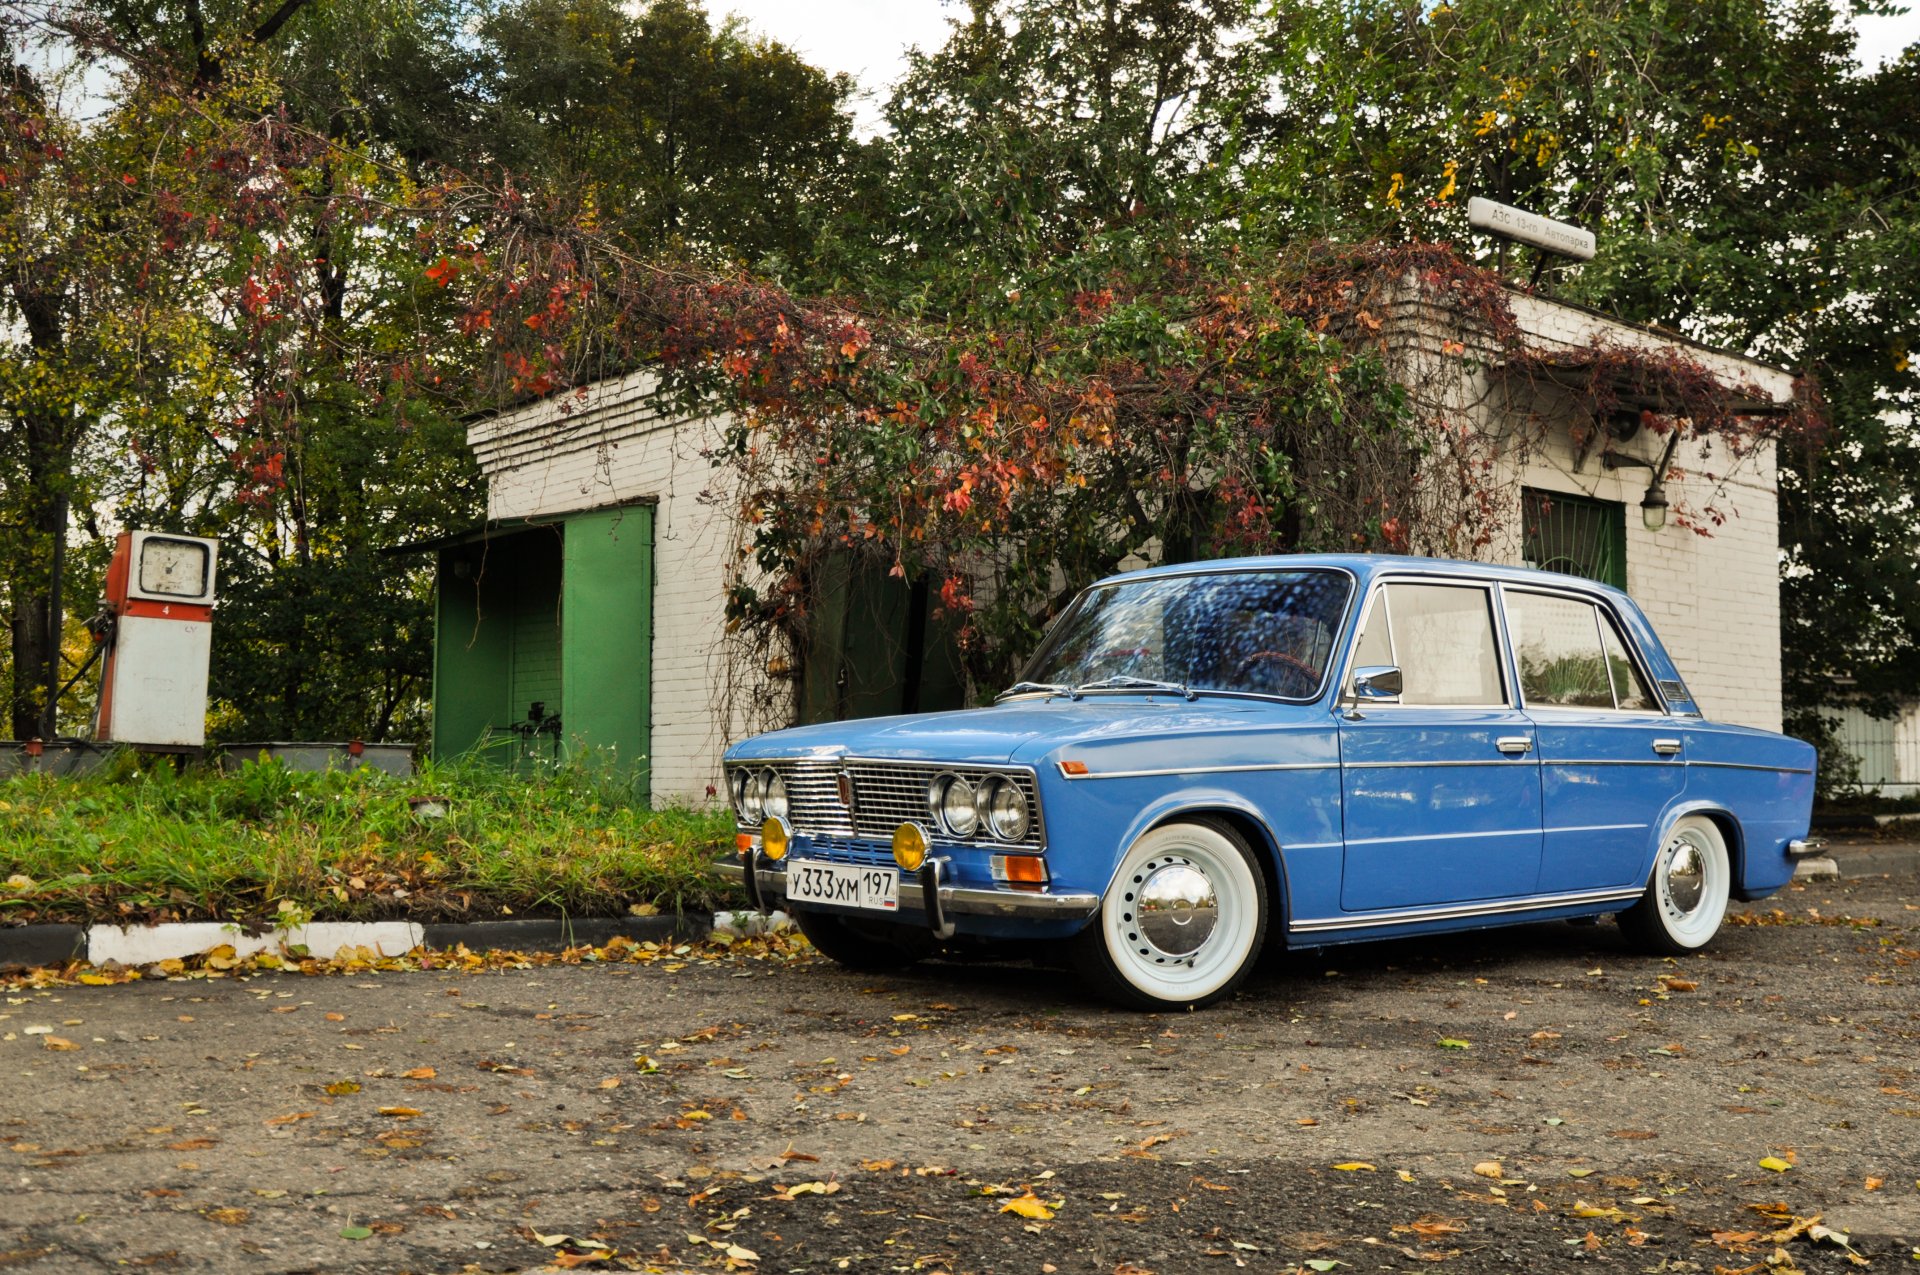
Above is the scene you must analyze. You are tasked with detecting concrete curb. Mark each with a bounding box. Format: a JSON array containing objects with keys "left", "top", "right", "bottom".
[{"left": 0, "top": 912, "right": 715, "bottom": 970}]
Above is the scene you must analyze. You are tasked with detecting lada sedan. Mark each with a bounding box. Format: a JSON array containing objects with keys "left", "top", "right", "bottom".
[{"left": 716, "top": 555, "right": 1820, "bottom": 1009}]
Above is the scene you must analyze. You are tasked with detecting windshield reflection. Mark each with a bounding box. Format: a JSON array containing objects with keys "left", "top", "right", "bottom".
[{"left": 1016, "top": 569, "right": 1353, "bottom": 700}]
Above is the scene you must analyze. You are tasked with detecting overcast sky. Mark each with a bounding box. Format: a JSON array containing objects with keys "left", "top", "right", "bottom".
[{"left": 718, "top": 0, "right": 1920, "bottom": 135}]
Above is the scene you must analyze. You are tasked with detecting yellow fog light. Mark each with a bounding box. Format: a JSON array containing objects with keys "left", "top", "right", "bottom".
[
  {"left": 760, "top": 816, "right": 791, "bottom": 861},
  {"left": 892, "top": 822, "right": 929, "bottom": 873}
]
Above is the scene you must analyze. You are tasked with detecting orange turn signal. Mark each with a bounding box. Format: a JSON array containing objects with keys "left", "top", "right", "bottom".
[
  {"left": 991, "top": 854, "right": 1047, "bottom": 885},
  {"left": 1059, "top": 760, "right": 1089, "bottom": 776},
  {"left": 735, "top": 832, "right": 754, "bottom": 853}
]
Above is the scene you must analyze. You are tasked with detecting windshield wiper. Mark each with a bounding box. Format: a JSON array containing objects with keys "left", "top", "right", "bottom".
[
  {"left": 1072, "top": 675, "right": 1198, "bottom": 700},
  {"left": 999, "top": 680, "right": 1075, "bottom": 701}
]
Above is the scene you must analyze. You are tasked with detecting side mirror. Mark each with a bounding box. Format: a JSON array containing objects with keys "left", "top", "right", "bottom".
[{"left": 1351, "top": 665, "right": 1403, "bottom": 699}]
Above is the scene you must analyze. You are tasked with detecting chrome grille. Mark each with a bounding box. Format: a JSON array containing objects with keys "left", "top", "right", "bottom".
[
  {"left": 779, "top": 760, "right": 855, "bottom": 837},
  {"left": 728, "top": 758, "right": 1045, "bottom": 852}
]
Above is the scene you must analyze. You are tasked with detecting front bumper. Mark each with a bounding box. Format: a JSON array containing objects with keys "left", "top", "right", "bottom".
[
  {"left": 1786, "top": 838, "right": 1828, "bottom": 859},
  {"left": 713, "top": 855, "right": 1099, "bottom": 923}
]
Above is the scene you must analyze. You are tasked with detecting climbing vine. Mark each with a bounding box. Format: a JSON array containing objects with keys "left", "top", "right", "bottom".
[{"left": 424, "top": 211, "right": 1821, "bottom": 720}]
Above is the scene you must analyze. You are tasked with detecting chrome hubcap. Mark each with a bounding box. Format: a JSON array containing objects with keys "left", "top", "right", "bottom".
[
  {"left": 1664, "top": 839, "right": 1706, "bottom": 915},
  {"left": 1133, "top": 860, "right": 1218, "bottom": 958}
]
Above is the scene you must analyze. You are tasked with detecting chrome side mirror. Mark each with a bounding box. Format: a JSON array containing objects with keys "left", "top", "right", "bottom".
[{"left": 1350, "top": 665, "right": 1403, "bottom": 699}]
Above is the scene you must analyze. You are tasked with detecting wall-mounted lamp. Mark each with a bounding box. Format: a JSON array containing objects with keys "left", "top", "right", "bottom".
[{"left": 1602, "top": 430, "right": 1683, "bottom": 532}]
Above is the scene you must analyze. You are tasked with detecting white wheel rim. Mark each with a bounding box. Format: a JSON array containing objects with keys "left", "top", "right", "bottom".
[
  {"left": 1103, "top": 826, "right": 1259, "bottom": 1003},
  {"left": 1655, "top": 822, "right": 1728, "bottom": 947}
]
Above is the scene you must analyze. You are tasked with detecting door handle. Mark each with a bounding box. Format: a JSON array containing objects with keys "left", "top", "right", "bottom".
[
  {"left": 1651, "top": 738, "right": 1683, "bottom": 756},
  {"left": 1496, "top": 736, "right": 1533, "bottom": 755}
]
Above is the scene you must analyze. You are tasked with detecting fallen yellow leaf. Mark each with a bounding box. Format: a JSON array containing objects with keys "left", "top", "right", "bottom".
[
  {"left": 1473, "top": 1161, "right": 1503, "bottom": 1179},
  {"left": 1000, "top": 1193, "right": 1055, "bottom": 1221},
  {"left": 1333, "top": 1162, "right": 1376, "bottom": 1172},
  {"left": 401, "top": 1067, "right": 436, "bottom": 1080},
  {"left": 377, "top": 1106, "right": 422, "bottom": 1119},
  {"left": 1759, "top": 1156, "right": 1792, "bottom": 1173}
]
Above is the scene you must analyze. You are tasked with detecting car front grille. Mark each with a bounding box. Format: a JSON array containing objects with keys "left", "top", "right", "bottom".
[{"left": 729, "top": 759, "right": 1045, "bottom": 852}]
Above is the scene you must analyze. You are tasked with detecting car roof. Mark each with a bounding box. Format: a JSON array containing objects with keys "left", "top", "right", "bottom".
[{"left": 1093, "top": 553, "right": 1638, "bottom": 607}]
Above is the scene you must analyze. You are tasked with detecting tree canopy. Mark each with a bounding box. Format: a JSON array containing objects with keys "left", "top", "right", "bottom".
[{"left": 0, "top": 0, "right": 1912, "bottom": 758}]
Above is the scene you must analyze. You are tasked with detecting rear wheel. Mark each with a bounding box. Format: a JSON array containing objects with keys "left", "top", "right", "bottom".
[
  {"left": 1071, "top": 819, "right": 1267, "bottom": 1010},
  {"left": 1619, "top": 815, "right": 1732, "bottom": 954},
  {"left": 794, "top": 908, "right": 935, "bottom": 972}
]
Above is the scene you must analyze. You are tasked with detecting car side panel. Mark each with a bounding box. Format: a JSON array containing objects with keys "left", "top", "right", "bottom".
[
  {"left": 1033, "top": 724, "right": 1343, "bottom": 922},
  {"left": 1680, "top": 724, "right": 1817, "bottom": 899},
  {"left": 1531, "top": 715, "right": 1685, "bottom": 893}
]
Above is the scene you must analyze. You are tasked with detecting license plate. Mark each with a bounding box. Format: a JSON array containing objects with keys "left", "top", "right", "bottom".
[{"left": 787, "top": 860, "right": 899, "bottom": 911}]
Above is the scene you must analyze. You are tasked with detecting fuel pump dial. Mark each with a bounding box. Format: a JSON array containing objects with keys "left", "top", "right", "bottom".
[{"left": 137, "top": 537, "right": 212, "bottom": 599}]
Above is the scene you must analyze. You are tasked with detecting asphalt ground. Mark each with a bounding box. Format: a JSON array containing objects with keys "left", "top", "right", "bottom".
[{"left": 3, "top": 844, "right": 1916, "bottom": 1275}]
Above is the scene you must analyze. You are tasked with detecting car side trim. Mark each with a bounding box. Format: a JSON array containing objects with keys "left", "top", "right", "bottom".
[
  {"left": 1690, "top": 760, "right": 1814, "bottom": 775},
  {"left": 1290, "top": 885, "right": 1645, "bottom": 934},
  {"left": 1536, "top": 758, "right": 1683, "bottom": 767},
  {"left": 1343, "top": 826, "right": 1536, "bottom": 847},
  {"left": 1343, "top": 758, "right": 1539, "bottom": 769},
  {"left": 1059, "top": 761, "right": 1337, "bottom": 780}
]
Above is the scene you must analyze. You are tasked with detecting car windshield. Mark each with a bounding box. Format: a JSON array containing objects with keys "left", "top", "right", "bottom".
[{"left": 1017, "top": 569, "right": 1354, "bottom": 700}]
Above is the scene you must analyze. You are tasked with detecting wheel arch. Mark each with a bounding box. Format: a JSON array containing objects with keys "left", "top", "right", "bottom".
[
  {"left": 1648, "top": 801, "right": 1746, "bottom": 894},
  {"left": 1140, "top": 803, "right": 1288, "bottom": 935}
]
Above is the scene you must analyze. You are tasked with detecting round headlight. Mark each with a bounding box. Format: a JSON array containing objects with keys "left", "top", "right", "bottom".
[
  {"left": 729, "top": 769, "right": 750, "bottom": 819},
  {"left": 981, "top": 778, "right": 1030, "bottom": 842},
  {"left": 940, "top": 775, "right": 978, "bottom": 836},
  {"left": 742, "top": 769, "right": 767, "bottom": 822},
  {"left": 925, "top": 774, "right": 948, "bottom": 824},
  {"left": 761, "top": 769, "right": 789, "bottom": 821}
]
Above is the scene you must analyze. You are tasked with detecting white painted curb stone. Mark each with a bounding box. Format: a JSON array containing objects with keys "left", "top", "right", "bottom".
[
  {"left": 710, "top": 908, "right": 792, "bottom": 938},
  {"left": 86, "top": 921, "right": 426, "bottom": 966}
]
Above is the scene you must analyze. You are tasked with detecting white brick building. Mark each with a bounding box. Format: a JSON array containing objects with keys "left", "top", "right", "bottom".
[{"left": 442, "top": 291, "right": 1796, "bottom": 804}]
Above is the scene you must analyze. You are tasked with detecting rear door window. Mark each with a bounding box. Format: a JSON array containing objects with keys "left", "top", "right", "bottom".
[{"left": 1506, "top": 588, "right": 1661, "bottom": 711}]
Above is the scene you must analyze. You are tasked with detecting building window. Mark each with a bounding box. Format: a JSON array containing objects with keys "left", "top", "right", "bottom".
[{"left": 1521, "top": 489, "right": 1626, "bottom": 589}]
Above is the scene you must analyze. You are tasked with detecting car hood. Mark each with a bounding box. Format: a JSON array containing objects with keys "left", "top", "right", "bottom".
[{"left": 724, "top": 696, "right": 1309, "bottom": 766}]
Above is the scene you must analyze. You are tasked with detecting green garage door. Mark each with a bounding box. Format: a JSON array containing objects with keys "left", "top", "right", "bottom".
[{"left": 431, "top": 504, "right": 653, "bottom": 799}]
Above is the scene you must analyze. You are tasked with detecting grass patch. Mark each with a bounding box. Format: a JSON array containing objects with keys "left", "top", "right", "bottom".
[{"left": 0, "top": 755, "right": 741, "bottom": 927}]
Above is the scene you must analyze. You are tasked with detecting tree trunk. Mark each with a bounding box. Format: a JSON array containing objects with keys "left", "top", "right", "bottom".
[{"left": 5, "top": 282, "right": 73, "bottom": 740}]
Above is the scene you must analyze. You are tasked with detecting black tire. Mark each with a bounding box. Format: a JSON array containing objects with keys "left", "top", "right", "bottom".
[
  {"left": 794, "top": 908, "right": 936, "bottom": 972},
  {"left": 1070, "top": 818, "right": 1268, "bottom": 1011},
  {"left": 1618, "top": 814, "right": 1732, "bottom": 955}
]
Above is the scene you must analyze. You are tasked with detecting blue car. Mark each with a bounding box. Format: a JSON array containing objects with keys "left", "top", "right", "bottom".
[{"left": 717, "top": 555, "right": 1820, "bottom": 1009}]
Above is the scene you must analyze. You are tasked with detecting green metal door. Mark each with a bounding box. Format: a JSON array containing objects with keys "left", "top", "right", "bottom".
[{"left": 560, "top": 505, "right": 653, "bottom": 799}]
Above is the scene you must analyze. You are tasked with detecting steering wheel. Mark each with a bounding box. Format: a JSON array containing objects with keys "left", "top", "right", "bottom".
[{"left": 1230, "top": 650, "right": 1321, "bottom": 696}]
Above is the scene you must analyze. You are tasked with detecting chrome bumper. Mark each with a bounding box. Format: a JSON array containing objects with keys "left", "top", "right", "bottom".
[
  {"left": 1786, "top": 838, "right": 1828, "bottom": 859},
  {"left": 712, "top": 857, "right": 1100, "bottom": 921}
]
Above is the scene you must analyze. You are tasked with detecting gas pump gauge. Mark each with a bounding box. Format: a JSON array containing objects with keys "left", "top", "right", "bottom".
[
  {"left": 137, "top": 537, "right": 212, "bottom": 599},
  {"left": 125, "top": 531, "right": 218, "bottom": 604}
]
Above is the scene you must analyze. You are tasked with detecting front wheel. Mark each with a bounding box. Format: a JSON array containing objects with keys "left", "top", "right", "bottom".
[
  {"left": 794, "top": 908, "right": 935, "bottom": 972},
  {"left": 1618, "top": 815, "right": 1732, "bottom": 954},
  {"left": 1071, "top": 819, "right": 1268, "bottom": 1010}
]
